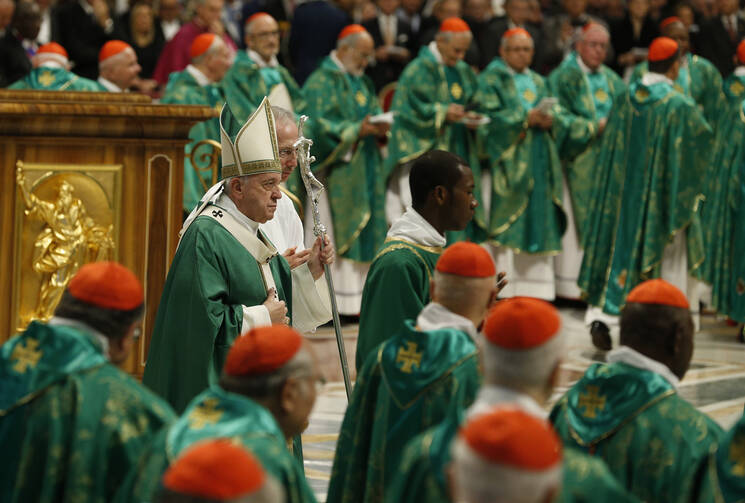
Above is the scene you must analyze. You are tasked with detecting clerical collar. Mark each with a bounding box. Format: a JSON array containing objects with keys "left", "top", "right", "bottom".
[
  {"left": 386, "top": 207, "right": 447, "bottom": 247},
  {"left": 330, "top": 50, "right": 348, "bottom": 74},
  {"left": 428, "top": 41, "right": 444, "bottom": 65},
  {"left": 466, "top": 385, "right": 547, "bottom": 419},
  {"left": 216, "top": 192, "right": 261, "bottom": 234},
  {"left": 49, "top": 316, "right": 110, "bottom": 360},
  {"left": 97, "top": 76, "right": 123, "bottom": 92},
  {"left": 607, "top": 345, "right": 680, "bottom": 389},
  {"left": 641, "top": 72, "right": 673, "bottom": 87},
  {"left": 40, "top": 61, "right": 65, "bottom": 69},
  {"left": 248, "top": 48, "right": 279, "bottom": 68},
  {"left": 186, "top": 64, "right": 212, "bottom": 86},
  {"left": 736, "top": 65, "right": 745, "bottom": 76},
  {"left": 505, "top": 63, "right": 528, "bottom": 75},
  {"left": 575, "top": 54, "right": 595, "bottom": 74},
  {"left": 416, "top": 302, "right": 477, "bottom": 341}
]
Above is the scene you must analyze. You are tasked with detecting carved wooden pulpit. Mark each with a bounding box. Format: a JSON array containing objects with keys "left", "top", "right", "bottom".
[{"left": 0, "top": 90, "right": 218, "bottom": 377}]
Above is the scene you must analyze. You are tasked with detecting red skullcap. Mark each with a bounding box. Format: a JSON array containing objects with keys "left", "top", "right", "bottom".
[
  {"left": 440, "top": 17, "right": 471, "bottom": 33},
  {"left": 338, "top": 24, "right": 368, "bottom": 40},
  {"left": 738, "top": 39, "right": 745, "bottom": 64},
  {"left": 190, "top": 33, "right": 218, "bottom": 59},
  {"left": 626, "top": 279, "right": 690, "bottom": 309},
  {"left": 246, "top": 11, "right": 273, "bottom": 25},
  {"left": 502, "top": 27, "right": 532, "bottom": 40},
  {"left": 224, "top": 325, "right": 303, "bottom": 376},
  {"left": 460, "top": 408, "right": 562, "bottom": 469},
  {"left": 98, "top": 40, "right": 132, "bottom": 62},
  {"left": 435, "top": 242, "right": 496, "bottom": 278},
  {"left": 648, "top": 37, "right": 679, "bottom": 62},
  {"left": 163, "top": 439, "right": 266, "bottom": 499},
  {"left": 68, "top": 262, "right": 144, "bottom": 311},
  {"left": 37, "top": 42, "right": 68, "bottom": 59},
  {"left": 483, "top": 297, "right": 561, "bottom": 349},
  {"left": 659, "top": 16, "right": 682, "bottom": 30},
  {"left": 582, "top": 21, "right": 605, "bottom": 32}
]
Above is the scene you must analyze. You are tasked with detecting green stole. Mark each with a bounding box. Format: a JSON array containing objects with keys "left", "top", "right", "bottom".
[
  {"left": 355, "top": 238, "right": 442, "bottom": 370},
  {"left": 478, "top": 58, "right": 566, "bottom": 253},
  {"left": 7, "top": 67, "right": 105, "bottom": 91}
]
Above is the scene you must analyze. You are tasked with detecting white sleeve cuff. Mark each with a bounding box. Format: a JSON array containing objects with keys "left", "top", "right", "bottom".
[
  {"left": 241, "top": 304, "right": 272, "bottom": 333},
  {"left": 290, "top": 263, "right": 332, "bottom": 333}
]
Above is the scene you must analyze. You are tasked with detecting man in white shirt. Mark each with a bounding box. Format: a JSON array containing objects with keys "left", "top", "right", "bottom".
[{"left": 97, "top": 39, "right": 141, "bottom": 91}]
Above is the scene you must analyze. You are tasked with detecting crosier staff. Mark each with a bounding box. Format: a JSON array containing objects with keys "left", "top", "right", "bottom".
[{"left": 293, "top": 115, "right": 353, "bottom": 399}]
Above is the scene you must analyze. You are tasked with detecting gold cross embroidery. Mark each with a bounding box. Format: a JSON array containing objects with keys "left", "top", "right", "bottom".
[
  {"left": 731, "top": 80, "right": 744, "bottom": 97},
  {"left": 188, "top": 398, "right": 223, "bottom": 429},
  {"left": 730, "top": 433, "right": 745, "bottom": 476},
  {"left": 594, "top": 87, "right": 608, "bottom": 103},
  {"left": 38, "top": 70, "right": 55, "bottom": 87},
  {"left": 355, "top": 90, "right": 367, "bottom": 107},
  {"left": 396, "top": 341, "right": 423, "bottom": 373},
  {"left": 635, "top": 88, "right": 650, "bottom": 101},
  {"left": 450, "top": 82, "right": 463, "bottom": 100},
  {"left": 522, "top": 88, "right": 536, "bottom": 103},
  {"left": 577, "top": 386, "right": 606, "bottom": 419},
  {"left": 11, "top": 338, "right": 43, "bottom": 373}
]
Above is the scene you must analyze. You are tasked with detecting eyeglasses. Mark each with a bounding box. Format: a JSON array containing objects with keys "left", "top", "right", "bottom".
[{"left": 279, "top": 147, "right": 297, "bottom": 159}]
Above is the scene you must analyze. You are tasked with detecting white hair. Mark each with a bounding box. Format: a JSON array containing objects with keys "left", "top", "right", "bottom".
[
  {"left": 271, "top": 106, "right": 295, "bottom": 130},
  {"left": 98, "top": 47, "right": 135, "bottom": 73},
  {"left": 500, "top": 32, "right": 534, "bottom": 49},
  {"left": 192, "top": 36, "right": 225, "bottom": 64},
  {"left": 435, "top": 30, "right": 472, "bottom": 43},
  {"left": 579, "top": 22, "right": 610, "bottom": 41},
  {"left": 219, "top": 348, "right": 315, "bottom": 399},
  {"left": 337, "top": 32, "right": 367, "bottom": 50},
  {"left": 482, "top": 333, "right": 565, "bottom": 389}
]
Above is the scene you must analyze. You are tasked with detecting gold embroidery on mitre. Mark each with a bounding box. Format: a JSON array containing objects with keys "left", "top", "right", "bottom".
[
  {"left": 594, "top": 87, "right": 608, "bottom": 103},
  {"left": 736, "top": 278, "right": 745, "bottom": 295},
  {"left": 577, "top": 386, "right": 606, "bottom": 418},
  {"left": 450, "top": 82, "right": 463, "bottom": 100},
  {"left": 396, "top": 341, "right": 423, "bottom": 374},
  {"left": 730, "top": 433, "right": 745, "bottom": 476},
  {"left": 731, "top": 80, "right": 745, "bottom": 96},
  {"left": 635, "top": 88, "right": 650, "bottom": 101},
  {"left": 11, "top": 338, "right": 43, "bottom": 373},
  {"left": 522, "top": 88, "right": 536, "bottom": 103},
  {"left": 38, "top": 70, "right": 55, "bottom": 87},
  {"left": 355, "top": 90, "right": 367, "bottom": 106},
  {"left": 188, "top": 397, "right": 223, "bottom": 429}
]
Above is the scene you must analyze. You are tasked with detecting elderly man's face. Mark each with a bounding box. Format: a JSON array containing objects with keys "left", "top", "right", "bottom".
[
  {"left": 107, "top": 49, "right": 142, "bottom": 89},
  {"left": 276, "top": 121, "right": 299, "bottom": 182},
  {"left": 501, "top": 34, "right": 534, "bottom": 72},
  {"left": 233, "top": 172, "right": 282, "bottom": 223},
  {"left": 338, "top": 33, "right": 374, "bottom": 76},
  {"left": 245, "top": 15, "right": 280, "bottom": 62},
  {"left": 206, "top": 42, "right": 232, "bottom": 81},
  {"left": 576, "top": 27, "right": 609, "bottom": 70},
  {"left": 438, "top": 32, "right": 471, "bottom": 66}
]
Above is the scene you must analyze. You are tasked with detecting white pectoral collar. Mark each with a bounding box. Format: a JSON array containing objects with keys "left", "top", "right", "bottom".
[
  {"left": 575, "top": 54, "right": 594, "bottom": 74},
  {"left": 416, "top": 302, "right": 477, "bottom": 340},
  {"left": 607, "top": 345, "right": 680, "bottom": 389},
  {"left": 248, "top": 48, "right": 279, "bottom": 68},
  {"left": 386, "top": 207, "right": 446, "bottom": 247},
  {"left": 48, "top": 316, "right": 110, "bottom": 360},
  {"left": 428, "top": 41, "right": 444, "bottom": 65},
  {"left": 186, "top": 64, "right": 212, "bottom": 86},
  {"left": 330, "top": 50, "right": 348, "bottom": 74},
  {"left": 641, "top": 72, "right": 674, "bottom": 87},
  {"left": 217, "top": 192, "right": 261, "bottom": 234},
  {"left": 97, "top": 76, "right": 123, "bottom": 92},
  {"left": 466, "top": 385, "right": 547, "bottom": 419},
  {"left": 735, "top": 66, "right": 745, "bottom": 76}
]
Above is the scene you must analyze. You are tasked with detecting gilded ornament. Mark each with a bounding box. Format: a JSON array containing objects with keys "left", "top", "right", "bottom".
[
  {"left": 635, "top": 88, "right": 650, "bottom": 101},
  {"left": 522, "top": 88, "right": 536, "bottom": 103},
  {"left": 731, "top": 80, "right": 745, "bottom": 96},
  {"left": 355, "top": 90, "right": 367, "bottom": 107},
  {"left": 188, "top": 397, "right": 223, "bottom": 428},
  {"left": 577, "top": 385, "right": 606, "bottom": 418},
  {"left": 450, "top": 82, "right": 463, "bottom": 100},
  {"left": 38, "top": 70, "right": 55, "bottom": 87},
  {"left": 594, "top": 87, "right": 608, "bottom": 103},
  {"left": 10, "top": 337, "right": 42, "bottom": 373},
  {"left": 395, "top": 341, "right": 423, "bottom": 373}
]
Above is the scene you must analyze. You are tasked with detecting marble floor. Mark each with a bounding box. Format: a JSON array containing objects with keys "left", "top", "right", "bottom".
[{"left": 300, "top": 307, "right": 745, "bottom": 501}]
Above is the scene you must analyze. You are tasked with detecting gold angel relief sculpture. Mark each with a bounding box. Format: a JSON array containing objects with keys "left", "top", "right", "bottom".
[{"left": 16, "top": 166, "right": 115, "bottom": 325}]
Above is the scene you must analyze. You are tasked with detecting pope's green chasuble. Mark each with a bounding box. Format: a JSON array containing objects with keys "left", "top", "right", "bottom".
[
  {"left": 326, "top": 317, "right": 480, "bottom": 503},
  {"left": 548, "top": 52, "right": 626, "bottom": 243},
  {"left": 701, "top": 98, "right": 745, "bottom": 323},
  {"left": 385, "top": 45, "right": 486, "bottom": 242},
  {"left": 355, "top": 238, "right": 442, "bottom": 370},
  {"left": 0, "top": 322, "right": 175, "bottom": 503},
  {"left": 160, "top": 69, "right": 225, "bottom": 213},
  {"left": 221, "top": 51, "right": 306, "bottom": 120},
  {"left": 116, "top": 386, "right": 317, "bottom": 503},
  {"left": 478, "top": 58, "right": 566, "bottom": 252},
  {"left": 295, "top": 56, "right": 387, "bottom": 262},
  {"left": 577, "top": 78, "right": 711, "bottom": 315},
  {"left": 8, "top": 67, "right": 105, "bottom": 91},
  {"left": 693, "top": 411, "right": 745, "bottom": 503},
  {"left": 550, "top": 361, "right": 723, "bottom": 503},
  {"left": 143, "top": 209, "right": 293, "bottom": 413}
]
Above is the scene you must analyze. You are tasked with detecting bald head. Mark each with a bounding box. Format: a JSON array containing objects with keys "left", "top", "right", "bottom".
[{"left": 245, "top": 14, "right": 280, "bottom": 63}]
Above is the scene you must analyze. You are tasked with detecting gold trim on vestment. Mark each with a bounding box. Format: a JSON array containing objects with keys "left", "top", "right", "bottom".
[
  {"left": 279, "top": 186, "right": 304, "bottom": 220},
  {"left": 336, "top": 209, "right": 371, "bottom": 257},
  {"left": 58, "top": 76, "right": 80, "bottom": 91},
  {"left": 373, "top": 242, "right": 436, "bottom": 282},
  {"left": 382, "top": 237, "right": 444, "bottom": 255}
]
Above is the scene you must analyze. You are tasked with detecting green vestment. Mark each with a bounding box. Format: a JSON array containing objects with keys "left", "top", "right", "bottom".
[
  {"left": 143, "top": 209, "right": 293, "bottom": 413},
  {"left": 578, "top": 78, "right": 711, "bottom": 315},
  {"left": 0, "top": 322, "right": 175, "bottom": 503},
  {"left": 160, "top": 69, "right": 225, "bottom": 213},
  {"left": 385, "top": 45, "right": 486, "bottom": 242},
  {"left": 550, "top": 361, "right": 723, "bottom": 503},
  {"left": 548, "top": 52, "right": 626, "bottom": 243},
  {"left": 701, "top": 98, "right": 745, "bottom": 323},
  {"left": 220, "top": 51, "right": 306, "bottom": 120},
  {"left": 355, "top": 238, "right": 443, "bottom": 371},
  {"left": 478, "top": 58, "right": 566, "bottom": 252},
  {"left": 296, "top": 56, "right": 387, "bottom": 262},
  {"left": 693, "top": 412, "right": 745, "bottom": 503},
  {"left": 723, "top": 73, "right": 745, "bottom": 106},
  {"left": 116, "top": 386, "right": 316, "bottom": 503},
  {"left": 326, "top": 319, "right": 480, "bottom": 503},
  {"left": 8, "top": 67, "right": 105, "bottom": 91}
]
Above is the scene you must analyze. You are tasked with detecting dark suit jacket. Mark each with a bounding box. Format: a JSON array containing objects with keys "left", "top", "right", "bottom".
[
  {"left": 363, "top": 16, "right": 414, "bottom": 90},
  {"left": 478, "top": 17, "right": 543, "bottom": 71},
  {"left": 53, "top": 1, "right": 112, "bottom": 79},
  {"left": 0, "top": 31, "right": 32, "bottom": 87},
  {"left": 697, "top": 15, "right": 745, "bottom": 76},
  {"left": 114, "top": 11, "right": 166, "bottom": 79},
  {"left": 610, "top": 14, "right": 658, "bottom": 75}
]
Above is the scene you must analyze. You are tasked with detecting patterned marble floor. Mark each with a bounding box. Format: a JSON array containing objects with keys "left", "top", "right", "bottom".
[{"left": 300, "top": 307, "right": 745, "bottom": 501}]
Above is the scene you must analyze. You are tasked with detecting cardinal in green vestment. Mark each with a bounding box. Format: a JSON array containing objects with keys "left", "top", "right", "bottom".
[
  {"left": 327, "top": 242, "right": 498, "bottom": 503},
  {"left": 692, "top": 411, "right": 745, "bottom": 503},
  {"left": 385, "top": 17, "right": 487, "bottom": 242},
  {"left": 8, "top": 42, "right": 104, "bottom": 91},
  {"left": 355, "top": 150, "right": 483, "bottom": 371},
  {"left": 579, "top": 37, "right": 711, "bottom": 318},
  {"left": 388, "top": 297, "right": 638, "bottom": 503},
  {"left": 221, "top": 12, "right": 306, "bottom": 121},
  {"left": 0, "top": 262, "right": 175, "bottom": 503},
  {"left": 120, "top": 326, "right": 319, "bottom": 503},
  {"left": 722, "top": 42, "right": 745, "bottom": 107},
  {"left": 551, "top": 280, "right": 724, "bottom": 503},
  {"left": 160, "top": 33, "right": 232, "bottom": 214},
  {"left": 144, "top": 99, "right": 333, "bottom": 413}
]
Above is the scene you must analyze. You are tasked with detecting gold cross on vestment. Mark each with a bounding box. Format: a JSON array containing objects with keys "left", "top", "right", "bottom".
[
  {"left": 355, "top": 90, "right": 367, "bottom": 107},
  {"left": 11, "top": 338, "right": 42, "bottom": 373},
  {"left": 577, "top": 385, "right": 606, "bottom": 419},
  {"left": 729, "top": 433, "right": 745, "bottom": 476},
  {"left": 188, "top": 398, "right": 223, "bottom": 429},
  {"left": 450, "top": 82, "right": 463, "bottom": 100},
  {"left": 396, "top": 341, "right": 423, "bottom": 374},
  {"left": 38, "top": 70, "right": 55, "bottom": 87}
]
